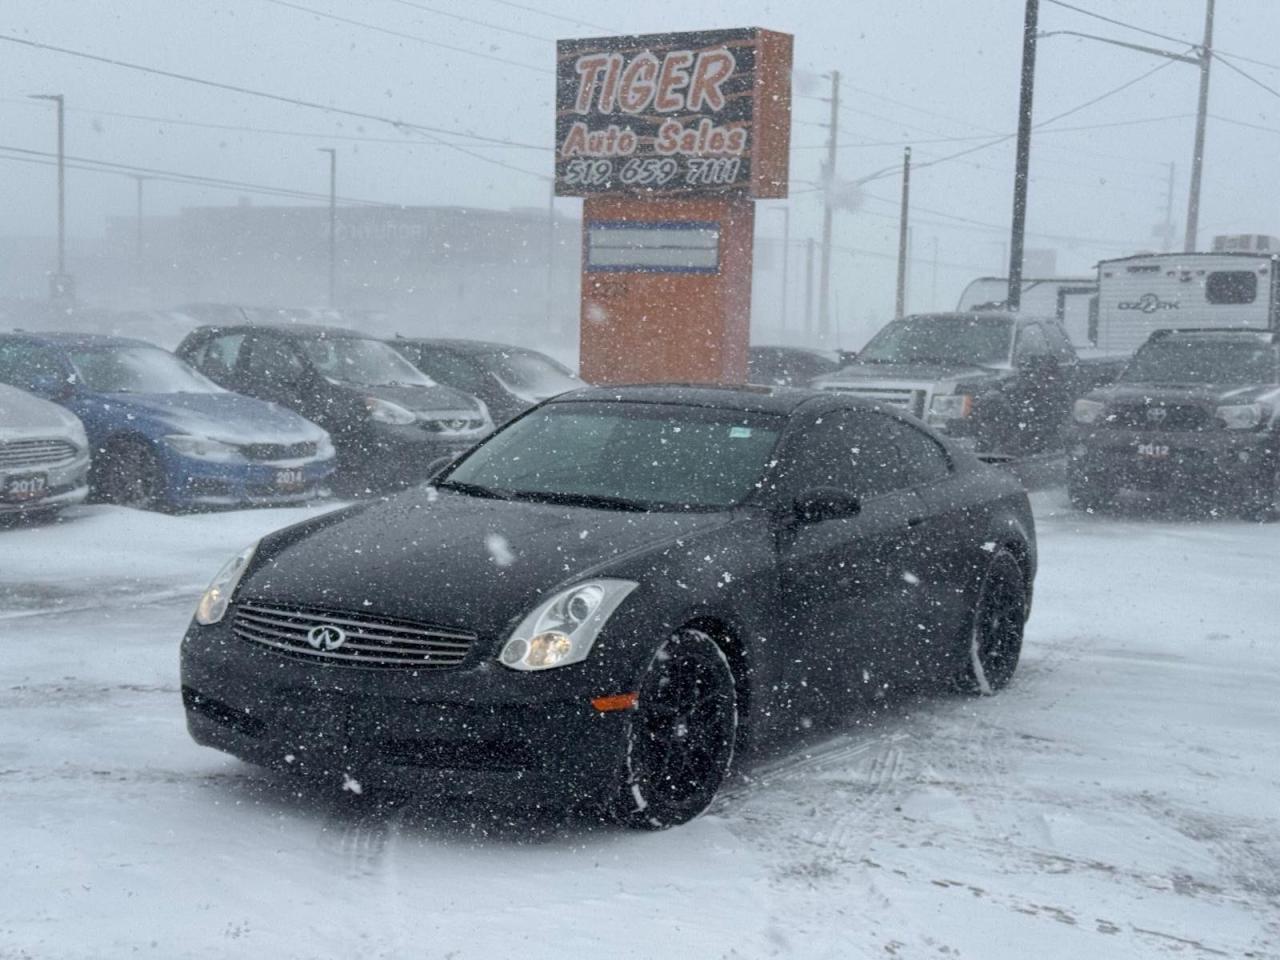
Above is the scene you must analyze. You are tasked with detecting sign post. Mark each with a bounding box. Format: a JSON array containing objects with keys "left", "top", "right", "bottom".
[{"left": 556, "top": 28, "right": 792, "bottom": 385}]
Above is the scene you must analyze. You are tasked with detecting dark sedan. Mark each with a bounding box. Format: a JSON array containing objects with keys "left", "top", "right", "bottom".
[
  {"left": 747, "top": 345, "right": 840, "bottom": 387},
  {"left": 1068, "top": 328, "right": 1280, "bottom": 519},
  {"left": 177, "top": 324, "right": 493, "bottom": 492},
  {"left": 390, "top": 338, "right": 583, "bottom": 426},
  {"left": 182, "top": 385, "right": 1036, "bottom": 828}
]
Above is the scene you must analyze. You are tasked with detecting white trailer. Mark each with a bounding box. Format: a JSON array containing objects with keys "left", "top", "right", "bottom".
[
  {"left": 956, "top": 276, "right": 1097, "bottom": 346},
  {"left": 1093, "top": 252, "right": 1280, "bottom": 353}
]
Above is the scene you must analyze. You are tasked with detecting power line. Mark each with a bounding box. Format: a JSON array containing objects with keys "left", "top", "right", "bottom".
[
  {"left": 258, "top": 0, "right": 549, "bottom": 74},
  {"left": 378, "top": 0, "right": 554, "bottom": 43},
  {"left": 1043, "top": 0, "right": 1195, "bottom": 49},
  {"left": 0, "top": 32, "right": 551, "bottom": 181},
  {"left": 1212, "top": 51, "right": 1280, "bottom": 101},
  {"left": 0, "top": 144, "right": 396, "bottom": 206},
  {"left": 479, "top": 0, "right": 613, "bottom": 33}
]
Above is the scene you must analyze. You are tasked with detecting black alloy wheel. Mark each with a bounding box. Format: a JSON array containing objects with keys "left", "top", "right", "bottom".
[
  {"left": 610, "top": 629, "right": 738, "bottom": 830},
  {"left": 1244, "top": 451, "right": 1280, "bottom": 523},
  {"left": 956, "top": 548, "right": 1026, "bottom": 696},
  {"left": 96, "top": 438, "right": 164, "bottom": 510},
  {"left": 1067, "top": 472, "right": 1115, "bottom": 515}
]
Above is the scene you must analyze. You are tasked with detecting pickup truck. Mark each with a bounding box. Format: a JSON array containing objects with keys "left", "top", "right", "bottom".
[{"left": 810, "top": 312, "right": 1125, "bottom": 456}]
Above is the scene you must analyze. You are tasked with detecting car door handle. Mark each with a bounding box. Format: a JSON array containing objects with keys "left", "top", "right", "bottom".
[{"left": 906, "top": 516, "right": 925, "bottom": 528}]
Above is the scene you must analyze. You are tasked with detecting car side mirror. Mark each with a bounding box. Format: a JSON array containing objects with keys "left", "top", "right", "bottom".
[
  {"left": 29, "top": 374, "right": 74, "bottom": 402},
  {"left": 795, "top": 487, "right": 861, "bottom": 524}
]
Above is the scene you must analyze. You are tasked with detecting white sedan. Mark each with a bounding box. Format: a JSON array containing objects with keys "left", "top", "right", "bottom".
[{"left": 0, "top": 382, "right": 91, "bottom": 519}]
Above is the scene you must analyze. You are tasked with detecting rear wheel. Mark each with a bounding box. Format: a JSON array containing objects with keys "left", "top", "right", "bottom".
[
  {"left": 608, "top": 629, "right": 738, "bottom": 830},
  {"left": 95, "top": 438, "right": 164, "bottom": 510},
  {"left": 956, "top": 548, "right": 1026, "bottom": 695}
]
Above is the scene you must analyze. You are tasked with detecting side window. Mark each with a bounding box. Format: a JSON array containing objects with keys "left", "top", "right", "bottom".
[
  {"left": 795, "top": 409, "right": 909, "bottom": 499},
  {"left": 885, "top": 418, "right": 952, "bottom": 487},
  {"left": 420, "top": 351, "right": 483, "bottom": 392},
  {"left": 1015, "top": 324, "right": 1050, "bottom": 359},
  {"left": 1042, "top": 322, "right": 1076, "bottom": 362},
  {"left": 0, "top": 341, "right": 66, "bottom": 390},
  {"left": 190, "top": 334, "right": 245, "bottom": 382},
  {"left": 245, "top": 335, "right": 305, "bottom": 385},
  {"left": 1205, "top": 271, "right": 1257, "bottom": 305}
]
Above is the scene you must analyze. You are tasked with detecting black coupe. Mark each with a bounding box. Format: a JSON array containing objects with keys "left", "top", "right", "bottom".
[{"left": 182, "top": 384, "right": 1036, "bottom": 828}]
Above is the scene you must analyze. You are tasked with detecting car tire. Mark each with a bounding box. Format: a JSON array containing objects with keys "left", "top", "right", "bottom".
[
  {"left": 1067, "top": 475, "right": 1114, "bottom": 514},
  {"left": 955, "top": 548, "right": 1026, "bottom": 696},
  {"left": 95, "top": 438, "right": 164, "bottom": 510},
  {"left": 1243, "top": 451, "right": 1280, "bottom": 523},
  {"left": 608, "top": 628, "right": 738, "bottom": 830}
]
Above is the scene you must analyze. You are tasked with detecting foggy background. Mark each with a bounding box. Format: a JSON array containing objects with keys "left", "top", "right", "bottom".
[{"left": 3, "top": 0, "right": 1277, "bottom": 355}]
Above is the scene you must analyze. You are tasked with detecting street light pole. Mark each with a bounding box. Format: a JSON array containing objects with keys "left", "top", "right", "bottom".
[
  {"left": 1007, "top": 0, "right": 1039, "bottom": 312},
  {"left": 318, "top": 148, "right": 336, "bottom": 309},
  {"left": 29, "top": 93, "right": 69, "bottom": 300},
  {"left": 894, "top": 147, "right": 912, "bottom": 320},
  {"left": 772, "top": 206, "right": 791, "bottom": 331},
  {"left": 133, "top": 175, "right": 148, "bottom": 284},
  {"left": 1184, "top": 0, "right": 1215, "bottom": 252}
]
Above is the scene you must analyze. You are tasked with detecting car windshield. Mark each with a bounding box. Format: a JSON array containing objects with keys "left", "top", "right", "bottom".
[
  {"left": 441, "top": 401, "right": 782, "bottom": 511},
  {"left": 299, "top": 336, "right": 434, "bottom": 387},
  {"left": 491, "top": 350, "right": 581, "bottom": 397},
  {"left": 69, "top": 346, "right": 223, "bottom": 394},
  {"left": 857, "top": 315, "right": 1014, "bottom": 367},
  {"left": 1121, "top": 339, "right": 1279, "bottom": 384}
]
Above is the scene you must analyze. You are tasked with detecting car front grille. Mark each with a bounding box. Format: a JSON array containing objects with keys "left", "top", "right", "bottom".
[
  {"left": 0, "top": 438, "right": 79, "bottom": 469},
  {"left": 1104, "top": 403, "right": 1212, "bottom": 431},
  {"left": 822, "top": 385, "right": 926, "bottom": 418},
  {"left": 237, "top": 441, "right": 318, "bottom": 462},
  {"left": 232, "top": 601, "right": 475, "bottom": 669}
]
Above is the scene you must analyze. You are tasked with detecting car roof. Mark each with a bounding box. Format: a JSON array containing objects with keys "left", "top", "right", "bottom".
[
  {"left": 898, "top": 311, "right": 1049, "bottom": 326},
  {"left": 392, "top": 337, "right": 549, "bottom": 356},
  {"left": 0, "top": 331, "right": 157, "bottom": 350},
  {"left": 1148, "top": 327, "right": 1278, "bottom": 343},
  {"left": 547, "top": 382, "right": 841, "bottom": 416},
  {"left": 188, "top": 322, "right": 370, "bottom": 340}
]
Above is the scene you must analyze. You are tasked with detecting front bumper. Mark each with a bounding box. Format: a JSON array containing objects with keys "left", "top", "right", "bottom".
[
  {"left": 0, "top": 454, "right": 90, "bottom": 514},
  {"left": 1068, "top": 427, "right": 1277, "bottom": 495},
  {"left": 180, "top": 617, "right": 630, "bottom": 805},
  {"left": 163, "top": 453, "right": 336, "bottom": 507},
  {"left": 338, "top": 424, "right": 488, "bottom": 489}
]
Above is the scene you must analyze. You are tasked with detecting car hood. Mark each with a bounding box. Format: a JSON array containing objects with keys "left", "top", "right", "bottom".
[
  {"left": 1093, "top": 382, "right": 1280, "bottom": 407},
  {"left": 241, "top": 488, "right": 731, "bottom": 639},
  {"left": 814, "top": 361, "right": 1005, "bottom": 388},
  {"left": 0, "top": 383, "right": 84, "bottom": 439},
  {"left": 84, "top": 391, "right": 326, "bottom": 444},
  {"left": 349, "top": 381, "right": 486, "bottom": 419}
]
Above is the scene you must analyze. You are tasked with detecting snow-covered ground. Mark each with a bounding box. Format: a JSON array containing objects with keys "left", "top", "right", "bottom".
[{"left": 1, "top": 492, "right": 1277, "bottom": 959}]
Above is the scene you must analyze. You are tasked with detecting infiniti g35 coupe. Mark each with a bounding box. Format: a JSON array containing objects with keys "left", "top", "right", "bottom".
[{"left": 182, "top": 384, "right": 1036, "bottom": 828}]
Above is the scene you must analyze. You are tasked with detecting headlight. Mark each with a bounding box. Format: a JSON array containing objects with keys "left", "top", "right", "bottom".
[
  {"left": 315, "top": 433, "right": 336, "bottom": 459},
  {"left": 498, "top": 579, "right": 638, "bottom": 671},
  {"left": 165, "top": 434, "right": 242, "bottom": 462},
  {"left": 929, "top": 394, "right": 972, "bottom": 420},
  {"left": 364, "top": 397, "right": 416, "bottom": 425},
  {"left": 1073, "top": 398, "right": 1106, "bottom": 424},
  {"left": 194, "top": 541, "right": 258, "bottom": 625},
  {"left": 1216, "top": 403, "right": 1265, "bottom": 430}
]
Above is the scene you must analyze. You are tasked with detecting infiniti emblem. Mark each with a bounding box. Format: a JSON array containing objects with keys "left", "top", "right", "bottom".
[{"left": 306, "top": 624, "right": 347, "bottom": 651}]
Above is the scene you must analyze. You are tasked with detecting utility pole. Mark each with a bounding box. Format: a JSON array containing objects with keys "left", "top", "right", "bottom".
[
  {"left": 1162, "top": 161, "right": 1176, "bottom": 252},
  {"left": 773, "top": 206, "right": 791, "bottom": 331},
  {"left": 1007, "top": 0, "right": 1039, "bottom": 312},
  {"left": 318, "top": 148, "right": 336, "bottom": 309},
  {"left": 931, "top": 236, "right": 939, "bottom": 309},
  {"left": 133, "top": 175, "right": 147, "bottom": 282},
  {"left": 818, "top": 70, "right": 840, "bottom": 337},
  {"left": 30, "top": 93, "right": 69, "bottom": 301},
  {"left": 1184, "top": 0, "right": 1214, "bottom": 253},
  {"left": 804, "top": 237, "right": 816, "bottom": 335},
  {"left": 546, "top": 181, "right": 558, "bottom": 332},
  {"left": 894, "top": 147, "right": 912, "bottom": 319}
]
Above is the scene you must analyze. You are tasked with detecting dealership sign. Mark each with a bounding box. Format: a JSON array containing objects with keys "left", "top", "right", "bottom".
[{"left": 555, "top": 28, "right": 792, "bottom": 198}]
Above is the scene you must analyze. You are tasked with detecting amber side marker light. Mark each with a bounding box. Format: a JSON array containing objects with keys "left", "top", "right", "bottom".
[{"left": 591, "top": 693, "right": 638, "bottom": 712}]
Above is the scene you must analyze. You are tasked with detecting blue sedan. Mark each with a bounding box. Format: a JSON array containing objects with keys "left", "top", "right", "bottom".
[{"left": 0, "top": 333, "right": 335, "bottom": 510}]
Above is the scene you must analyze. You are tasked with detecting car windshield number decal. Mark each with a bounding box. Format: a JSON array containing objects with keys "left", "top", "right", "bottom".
[
  {"left": 1136, "top": 442, "right": 1170, "bottom": 459},
  {"left": 4, "top": 472, "right": 49, "bottom": 502}
]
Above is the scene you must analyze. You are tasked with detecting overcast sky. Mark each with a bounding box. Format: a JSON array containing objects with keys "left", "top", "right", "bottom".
[{"left": 4, "top": 0, "right": 1279, "bottom": 324}]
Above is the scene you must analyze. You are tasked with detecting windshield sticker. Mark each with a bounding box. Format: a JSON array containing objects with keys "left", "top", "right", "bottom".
[{"left": 729, "top": 426, "right": 752, "bottom": 438}]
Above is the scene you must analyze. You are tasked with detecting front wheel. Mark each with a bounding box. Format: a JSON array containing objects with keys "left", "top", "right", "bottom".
[
  {"left": 955, "top": 548, "right": 1027, "bottom": 695},
  {"left": 608, "top": 629, "right": 738, "bottom": 830},
  {"left": 1243, "top": 452, "right": 1280, "bottom": 522},
  {"left": 94, "top": 438, "right": 165, "bottom": 510}
]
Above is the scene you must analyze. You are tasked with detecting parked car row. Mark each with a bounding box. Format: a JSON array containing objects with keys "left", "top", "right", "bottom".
[{"left": 0, "top": 316, "right": 584, "bottom": 518}]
